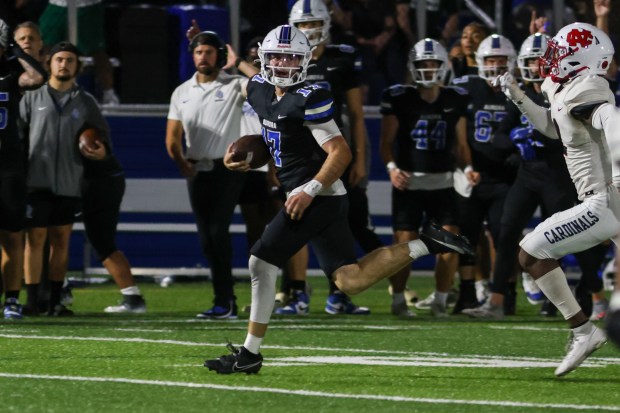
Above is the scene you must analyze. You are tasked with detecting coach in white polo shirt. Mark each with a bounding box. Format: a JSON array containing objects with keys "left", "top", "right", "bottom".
[{"left": 166, "top": 31, "right": 248, "bottom": 319}]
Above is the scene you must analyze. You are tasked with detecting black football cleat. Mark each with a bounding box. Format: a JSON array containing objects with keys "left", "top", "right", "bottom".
[
  {"left": 420, "top": 223, "right": 474, "bottom": 255},
  {"left": 204, "top": 342, "right": 263, "bottom": 375}
]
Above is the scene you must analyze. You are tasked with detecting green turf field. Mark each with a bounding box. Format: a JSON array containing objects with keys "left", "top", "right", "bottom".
[{"left": 2, "top": 275, "right": 619, "bottom": 413}]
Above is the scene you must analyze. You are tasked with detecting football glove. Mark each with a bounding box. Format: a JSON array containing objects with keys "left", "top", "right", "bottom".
[
  {"left": 510, "top": 127, "right": 536, "bottom": 161},
  {"left": 493, "top": 72, "right": 525, "bottom": 103}
]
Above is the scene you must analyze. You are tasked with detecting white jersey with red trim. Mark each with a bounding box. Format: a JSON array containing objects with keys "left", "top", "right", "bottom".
[{"left": 541, "top": 75, "right": 615, "bottom": 200}]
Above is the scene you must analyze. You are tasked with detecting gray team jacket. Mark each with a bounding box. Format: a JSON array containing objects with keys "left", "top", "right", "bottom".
[{"left": 20, "top": 84, "right": 109, "bottom": 197}]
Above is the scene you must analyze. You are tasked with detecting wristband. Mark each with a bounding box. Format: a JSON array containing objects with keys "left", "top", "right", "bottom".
[
  {"left": 234, "top": 57, "right": 243, "bottom": 68},
  {"left": 386, "top": 161, "right": 397, "bottom": 172},
  {"left": 302, "top": 179, "right": 323, "bottom": 197},
  {"left": 463, "top": 165, "right": 473, "bottom": 174}
]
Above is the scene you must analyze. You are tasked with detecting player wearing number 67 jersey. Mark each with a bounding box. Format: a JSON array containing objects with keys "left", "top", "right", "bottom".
[
  {"left": 205, "top": 25, "right": 474, "bottom": 375},
  {"left": 449, "top": 34, "right": 518, "bottom": 313}
]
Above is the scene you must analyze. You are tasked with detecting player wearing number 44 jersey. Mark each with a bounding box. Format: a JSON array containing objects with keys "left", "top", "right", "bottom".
[
  {"left": 204, "top": 24, "right": 474, "bottom": 375},
  {"left": 380, "top": 38, "right": 476, "bottom": 317},
  {"left": 496, "top": 22, "right": 620, "bottom": 374}
]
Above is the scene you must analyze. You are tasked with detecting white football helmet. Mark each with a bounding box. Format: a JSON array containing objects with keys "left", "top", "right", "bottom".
[
  {"left": 518, "top": 33, "right": 550, "bottom": 82},
  {"left": 408, "top": 38, "right": 449, "bottom": 87},
  {"left": 289, "top": 0, "right": 331, "bottom": 47},
  {"left": 475, "top": 34, "right": 517, "bottom": 81},
  {"left": 258, "top": 25, "right": 313, "bottom": 87},
  {"left": 540, "top": 22, "right": 614, "bottom": 83}
]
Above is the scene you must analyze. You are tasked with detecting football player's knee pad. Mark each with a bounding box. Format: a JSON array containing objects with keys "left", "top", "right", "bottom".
[
  {"left": 459, "top": 253, "right": 476, "bottom": 267},
  {"left": 248, "top": 255, "right": 278, "bottom": 324}
]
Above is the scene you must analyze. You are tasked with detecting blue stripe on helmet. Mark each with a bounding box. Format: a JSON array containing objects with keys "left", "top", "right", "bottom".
[
  {"left": 491, "top": 36, "right": 500, "bottom": 49},
  {"left": 279, "top": 25, "right": 291, "bottom": 44},
  {"left": 533, "top": 34, "right": 542, "bottom": 49},
  {"left": 424, "top": 39, "right": 433, "bottom": 53},
  {"left": 303, "top": 0, "right": 311, "bottom": 14}
]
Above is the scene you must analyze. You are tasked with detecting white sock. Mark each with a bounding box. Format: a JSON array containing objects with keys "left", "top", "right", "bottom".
[
  {"left": 248, "top": 255, "right": 279, "bottom": 324},
  {"left": 434, "top": 291, "right": 448, "bottom": 306},
  {"left": 392, "top": 292, "right": 405, "bottom": 306},
  {"left": 408, "top": 239, "right": 430, "bottom": 260},
  {"left": 120, "top": 286, "right": 141, "bottom": 296},
  {"left": 534, "top": 267, "right": 582, "bottom": 320},
  {"left": 572, "top": 321, "right": 594, "bottom": 335},
  {"left": 243, "top": 333, "right": 263, "bottom": 354}
]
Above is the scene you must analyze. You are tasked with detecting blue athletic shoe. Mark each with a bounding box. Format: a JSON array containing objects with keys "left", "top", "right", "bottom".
[
  {"left": 325, "top": 292, "right": 370, "bottom": 315},
  {"left": 197, "top": 301, "right": 238, "bottom": 320},
  {"left": 4, "top": 298, "right": 23, "bottom": 320},
  {"left": 275, "top": 290, "right": 310, "bottom": 315}
]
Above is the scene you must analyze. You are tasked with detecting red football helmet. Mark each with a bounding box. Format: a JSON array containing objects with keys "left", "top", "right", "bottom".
[{"left": 540, "top": 22, "right": 615, "bottom": 83}]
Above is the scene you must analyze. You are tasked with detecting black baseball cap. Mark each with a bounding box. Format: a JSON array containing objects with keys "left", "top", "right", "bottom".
[{"left": 48, "top": 41, "right": 81, "bottom": 59}]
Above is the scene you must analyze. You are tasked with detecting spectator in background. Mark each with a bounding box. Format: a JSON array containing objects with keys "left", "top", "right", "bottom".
[
  {"left": 395, "top": 0, "right": 461, "bottom": 48},
  {"left": 166, "top": 31, "right": 247, "bottom": 320},
  {"left": 450, "top": 22, "right": 489, "bottom": 78},
  {"left": 13, "top": 21, "right": 44, "bottom": 64},
  {"left": 38, "top": 0, "right": 120, "bottom": 105},
  {"left": 21, "top": 41, "right": 107, "bottom": 316},
  {"left": 0, "top": 18, "right": 46, "bottom": 319},
  {"left": 326, "top": 0, "right": 408, "bottom": 104}
]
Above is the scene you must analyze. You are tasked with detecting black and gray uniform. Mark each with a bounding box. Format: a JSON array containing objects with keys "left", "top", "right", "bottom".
[
  {"left": 247, "top": 75, "right": 356, "bottom": 277},
  {"left": 380, "top": 84, "right": 468, "bottom": 231}
]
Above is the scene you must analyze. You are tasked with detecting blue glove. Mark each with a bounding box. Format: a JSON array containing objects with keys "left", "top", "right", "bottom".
[{"left": 510, "top": 127, "right": 536, "bottom": 161}]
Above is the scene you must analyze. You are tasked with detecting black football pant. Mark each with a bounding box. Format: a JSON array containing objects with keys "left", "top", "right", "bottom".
[{"left": 187, "top": 160, "right": 246, "bottom": 306}]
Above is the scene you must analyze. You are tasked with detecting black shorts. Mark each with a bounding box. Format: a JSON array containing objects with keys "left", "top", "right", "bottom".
[
  {"left": 0, "top": 170, "right": 27, "bottom": 232},
  {"left": 82, "top": 174, "right": 125, "bottom": 260},
  {"left": 26, "top": 190, "right": 81, "bottom": 228},
  {"left": 250, "top": 195, "right": 357, "bottom": 277},
  {"left": 392, "top": 187, "right": 458, "bottom": 231},
  {"left": 238, "top": 170, "right": 278, "bottom": 205}
]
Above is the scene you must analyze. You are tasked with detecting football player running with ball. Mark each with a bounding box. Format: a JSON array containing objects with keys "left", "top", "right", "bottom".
[
  {"left": 495, "top": 22, "right": 619, "bottom": 375},
  {"left": 204, "top": 25, "right": 474, "bottom": 374}
]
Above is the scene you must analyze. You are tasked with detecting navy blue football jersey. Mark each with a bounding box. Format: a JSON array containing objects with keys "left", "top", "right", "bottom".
[
  {"left": 452, "top": 75, "right": 514, "bottom": 183},
  {"left": 246, "top": 74, "right": 336, "bottom": 192},
  {"left": 380, "top": 85, "right": 468, "bottom": 173},
  {"left": 303, "top": 44, "right": 362, "bottom": 129},
  {"left": 0, "top": 56, "right": 26, "bottom": 171}
]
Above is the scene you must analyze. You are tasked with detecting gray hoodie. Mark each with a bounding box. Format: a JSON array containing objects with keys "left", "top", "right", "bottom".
[{"left": 20, "top": 84, "right": 108, "bottom": 197}]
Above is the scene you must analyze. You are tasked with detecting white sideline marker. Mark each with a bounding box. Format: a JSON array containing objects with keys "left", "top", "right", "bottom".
[{"left": 0, "top": 372, "right": 617, "bottom": 411}]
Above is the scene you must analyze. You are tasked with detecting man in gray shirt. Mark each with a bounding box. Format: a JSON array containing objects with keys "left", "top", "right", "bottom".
[{"left": 20, "top": 41, "right": 107, "bottom": 316}]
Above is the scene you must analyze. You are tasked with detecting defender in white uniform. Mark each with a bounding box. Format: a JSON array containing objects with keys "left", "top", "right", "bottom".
[{"left": 495, "top": 22, "right": 619, "bottom": 376}]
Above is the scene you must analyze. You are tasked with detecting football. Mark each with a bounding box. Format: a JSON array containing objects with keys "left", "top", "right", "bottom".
[
  {"left": 229, "top": 134, "right": 271, "bottom": 169},
  {"left": 78, "top": 127, "right": 102, "bottom": 152}
]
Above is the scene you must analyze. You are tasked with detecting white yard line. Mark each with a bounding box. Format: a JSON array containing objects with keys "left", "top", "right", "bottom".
[
  {"left": 1, "top": 333, "right": 619, "bottom": 365},
  {"left": 0, "top": 372, "right": 617, "bottom": 411}
]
